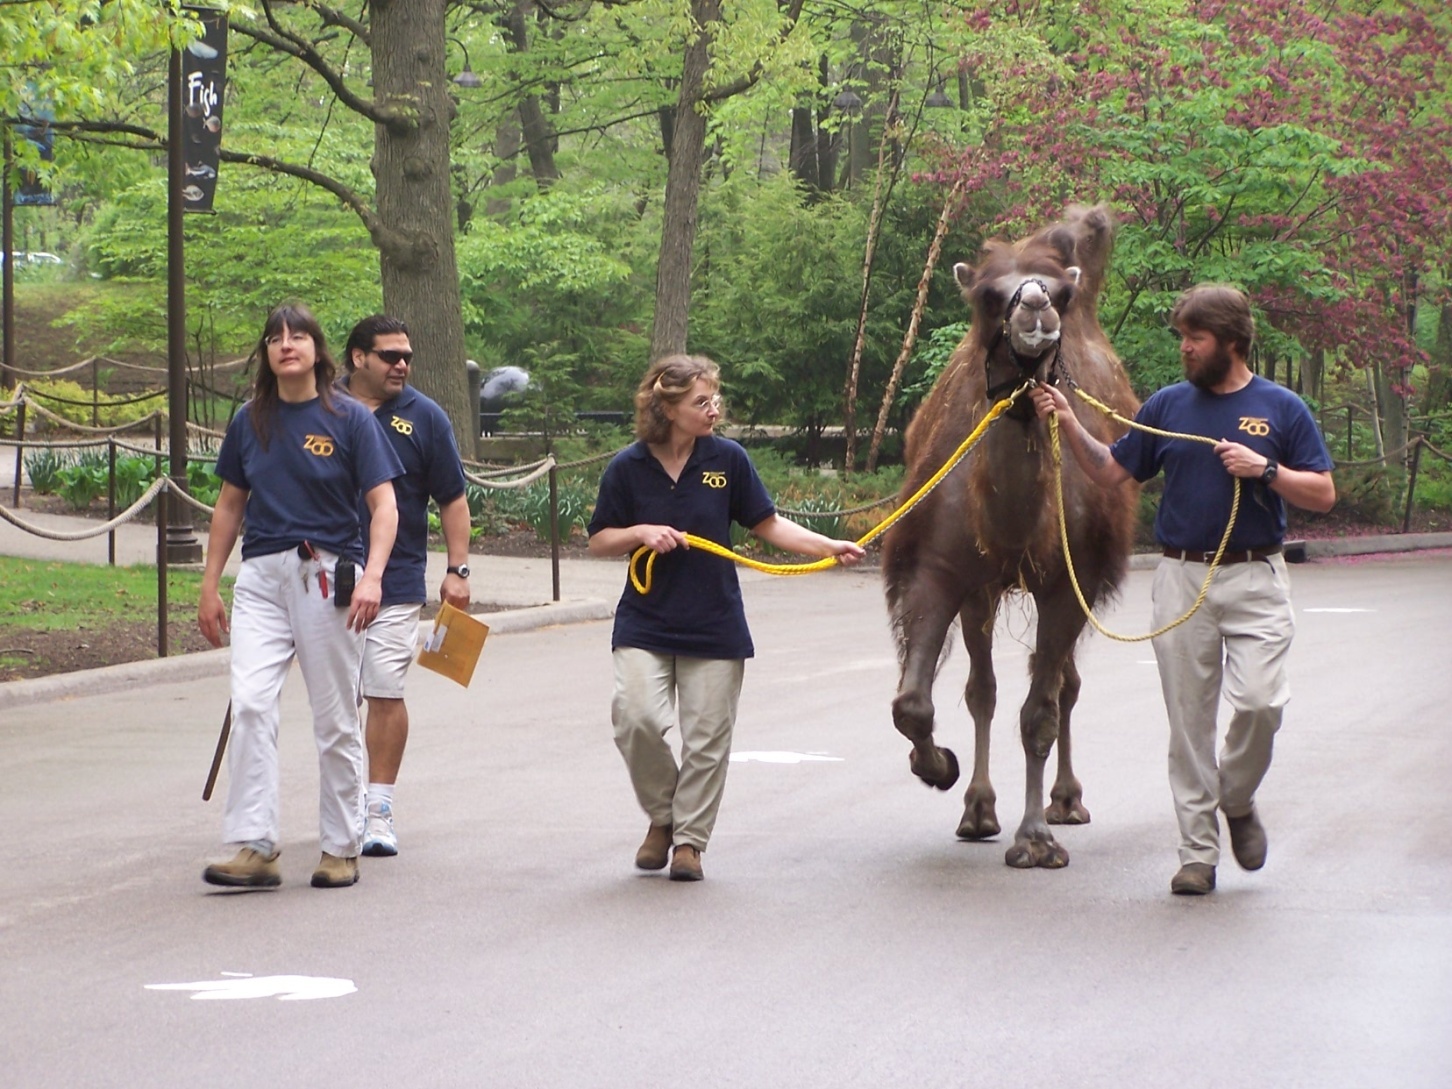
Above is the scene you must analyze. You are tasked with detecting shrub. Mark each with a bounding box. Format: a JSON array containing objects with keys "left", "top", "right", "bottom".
[
  {"left": 23, "top": 448, "right": 73, "bottom": 494},
  {"left": 24, "top": 380, "right": 163, "bottom": 431}
]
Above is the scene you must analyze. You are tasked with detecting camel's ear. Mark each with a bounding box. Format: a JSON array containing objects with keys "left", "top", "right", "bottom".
[
  {"left": 953, "top": 262, "right": 976, "bottom": 293},
  {"left": 1066, "top": 266, "right": 1082, "bottom": 285}
]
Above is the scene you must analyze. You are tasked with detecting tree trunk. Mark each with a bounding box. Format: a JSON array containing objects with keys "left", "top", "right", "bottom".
[
  {"left": 1419, "top": 301, "right": 1452, "bottom": 415},
  {"left": 788, "top": 106, "right": 818, "bottom": 191},
  {"left": 866, "top": 177, "right": 967, "bottom": 472},
  {"left": 506, "top": 0, "right": 560, "bottom": 188},
  {"left": 370, "top": 0, "right": 474, "bottom": 451},
  {"left": 649, "top": 0, "right": 719, "bottom": 362}
]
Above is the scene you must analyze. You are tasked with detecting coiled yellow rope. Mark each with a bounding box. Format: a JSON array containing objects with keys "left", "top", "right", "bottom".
[
  {"left": 1050, "top": 386, "right": 1240, "bottom": 641},
  {"left": 629, "top": 381, "right": 1033, "bottom": 595}
]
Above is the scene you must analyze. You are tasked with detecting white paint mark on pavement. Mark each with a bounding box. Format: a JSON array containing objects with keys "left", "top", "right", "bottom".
[
  {"left": 146, "top": 974, "right": 356, "bottom": 1001},
  {"left": 730, "top": 751, "right": 844, "bottom": 764}
]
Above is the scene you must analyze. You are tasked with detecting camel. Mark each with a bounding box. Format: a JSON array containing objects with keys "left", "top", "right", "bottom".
[{"left": 881, "top": 203, "right": 1140, "bottom": 868}]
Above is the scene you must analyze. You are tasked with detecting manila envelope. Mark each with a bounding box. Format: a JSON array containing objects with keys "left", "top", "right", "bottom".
[{"left": 416, "top": 602, "right": 489, "bottom": 687}]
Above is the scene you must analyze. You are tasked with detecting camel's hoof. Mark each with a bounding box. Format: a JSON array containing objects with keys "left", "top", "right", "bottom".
[
  {"left": 956, "top": 801, "right": 1001, "bottom": 841},
  {"left": 1045, "top": 798, "right": 1091, "bottom": 825},
  {"left": 1004, "top": 838, "right": 1070, "bottom": 870},
  {"left": 909, "top": 747, "right": 960, "bottom": 791}
]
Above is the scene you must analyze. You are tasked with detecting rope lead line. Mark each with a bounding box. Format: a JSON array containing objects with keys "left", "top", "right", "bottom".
[
  {"left": 1051, "top": 387, "right": 1240, "bottom": 641},
  {"left": 628, "top": 381, "right": 1033, "bottom": 595}
]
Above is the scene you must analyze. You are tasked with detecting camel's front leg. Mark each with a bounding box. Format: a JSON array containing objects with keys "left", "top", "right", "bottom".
[
  {"left": 1046, "top": 656, "right": 1091, "bottom": 825},
  {"left": 956, "top": 591, "right": 1001, "bottom": 839},
  {"left": 890, "top": 585, "right": 963, "bottom": 791},
  {"left": 1005, "top": 591, "right": 1088, "bottom": 869}
]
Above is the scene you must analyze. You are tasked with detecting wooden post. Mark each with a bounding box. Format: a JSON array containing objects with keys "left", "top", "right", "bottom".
[
  {"left": 107, "top": 438, "right": 117, "bottom": 566},
  {"left": 1345, "top": 404, "right": 1353, "bottom": 463},
  {"left": 548, "top": 462, "right": 561, "bottom": 602},
  {"left": 157, "top": 480, "right": 169, "bottom": 657},
  {"left": 10, "top": 401, "right": 24, "bottom": 506}
]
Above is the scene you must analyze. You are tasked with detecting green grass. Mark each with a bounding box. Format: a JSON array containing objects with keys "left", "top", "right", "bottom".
[{"left": 0, "top": 557, "right": 233, "bottom": 633}]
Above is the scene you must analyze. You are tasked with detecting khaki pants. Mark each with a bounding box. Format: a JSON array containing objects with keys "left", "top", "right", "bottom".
[
  {"left": 1151, "top": 554, "right": 1294, "bottom": 866},
  {"left": 611, "top": 648, "right": 745, "bottom": 851}
]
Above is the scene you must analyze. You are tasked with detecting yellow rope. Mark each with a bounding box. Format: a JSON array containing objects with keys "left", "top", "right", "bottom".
[
  {"left": 629, "top": 381, "right": 1033, "bottom": 595},
  {"left": 1050, "top": 387, "right": 1240, "bottom": 641}
]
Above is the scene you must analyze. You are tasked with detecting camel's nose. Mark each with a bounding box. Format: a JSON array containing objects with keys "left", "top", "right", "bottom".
[{"left": 1019, "top": 282, "right": 1050, "bottom": 310}]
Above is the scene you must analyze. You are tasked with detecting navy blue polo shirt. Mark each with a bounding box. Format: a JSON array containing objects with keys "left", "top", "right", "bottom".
[
  {"left": 214, "top": 395, "right": 403, "bottom": 560},
  {"left": 1111, "top": 376, "right": 1333, "bottom": 552},
  {"left": 341, "top": 380, "right": 468, "bottom": 606},
  {"left": 588, "top": 435, "right": 775, "bottom": 659}
]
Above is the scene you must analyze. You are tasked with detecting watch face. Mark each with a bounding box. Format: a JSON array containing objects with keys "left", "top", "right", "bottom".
[{"left": 451, "top": 565, "right": 470, "bottom": 578}]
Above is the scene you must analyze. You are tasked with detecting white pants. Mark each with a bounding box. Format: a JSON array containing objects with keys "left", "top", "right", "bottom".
[
  {"left": 223, "top": 548, "right": 365, "bottom": 858},
  {"left": 1152, "top": 555, "right": 1294, "bottom": 866},
  {"left": 611, "top": 648, "right": 745, "bottom": 851}
]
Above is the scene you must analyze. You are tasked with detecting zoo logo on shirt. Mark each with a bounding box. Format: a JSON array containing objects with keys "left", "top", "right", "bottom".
[
  {"left": 701, "top": 471, "right": 727, "bottom": 489},
  {"left": 1238, "top": 417, "right": 1271, "bottom": 438},
  {"left": 390, "top": 415, "right": 414, "bottom": 436},
  {"left": 303, "top": 434, "right": 336, "bottom": 456}
]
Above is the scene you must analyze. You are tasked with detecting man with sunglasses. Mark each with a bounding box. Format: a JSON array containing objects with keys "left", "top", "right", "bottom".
[{"left": 341, "top": 315, "right": 472, "bottom": 857}]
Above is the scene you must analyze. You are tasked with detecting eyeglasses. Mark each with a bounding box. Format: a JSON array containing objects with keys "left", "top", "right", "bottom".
[
  {"left": 689, "top": 394, "right": 723, "bottom": 412},
  {"left": 265, "top": 330, "right": 312, "bottom": 347},
  {"left": 373, "top": 349, "right": 413, "bottom": 366}
]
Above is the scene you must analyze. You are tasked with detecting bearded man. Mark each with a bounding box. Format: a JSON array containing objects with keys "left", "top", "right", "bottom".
[{"left": 1032, "top": 284, "right": 1336, "bottom": 896}]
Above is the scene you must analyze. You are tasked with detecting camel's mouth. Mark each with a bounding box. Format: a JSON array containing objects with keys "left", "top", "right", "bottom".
[{"left": 1015, "top": 325, "right": 1061, "bottom": 351}]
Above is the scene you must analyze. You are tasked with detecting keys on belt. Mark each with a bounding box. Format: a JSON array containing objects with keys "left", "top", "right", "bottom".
[{"left": 298, "top": 541, "right": 329, "bottom": 597}]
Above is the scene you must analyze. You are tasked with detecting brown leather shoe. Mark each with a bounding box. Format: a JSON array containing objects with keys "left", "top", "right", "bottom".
[
  {"left": 1225, "top": 807, "right": 1268, "bottom": 871},
  {"left": 1170, "top": 862, "right": 1216, "bottom": 895},
  {"left": 635, "top": 824, "right": 672, "bottom": 871},
  {"left": 669, "top": 844, "right": 703, "bottom": 882},
  {"left": 311, "top": 852, "right": 359, "bottom": 888},
  {"left": 203, "top": 846, "right": 281, "bottom": 888}
]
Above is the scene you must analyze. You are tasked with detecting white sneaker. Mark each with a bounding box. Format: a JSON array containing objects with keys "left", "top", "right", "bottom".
[{"left": 361, "top": 802, "right": 398, "bottom": 857}]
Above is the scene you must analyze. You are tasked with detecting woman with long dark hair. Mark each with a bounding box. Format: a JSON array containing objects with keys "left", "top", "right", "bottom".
[{"left": 198, "top": 302, "right": 403, "bottom": 890}]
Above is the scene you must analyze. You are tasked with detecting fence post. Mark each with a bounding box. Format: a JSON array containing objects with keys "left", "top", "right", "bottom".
[
  {"left": 1402, "top": 437, "right": 1423, "bottom": 535},
  {"left": 1345, "top": 404, "right": 1353, "bottom": 463},
  {"left": 157, "top": 480, "right": 169, "bottom": 657},
  {"left": 107, "top": 438, "right": 117, "bottom": 566},
  {"left": 10, "top": 400, "right": 24, "bottom": 506},
  {"left": 91, "top": 357, "right": 99, "bottom": 429},
  {"left": 548, "top": 462, "right": 561, "bottom": 602}
]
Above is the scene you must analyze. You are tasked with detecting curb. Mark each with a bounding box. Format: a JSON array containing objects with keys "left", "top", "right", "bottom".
[{"left": 0, "top": 597, "right": 616, "bottom": 713}]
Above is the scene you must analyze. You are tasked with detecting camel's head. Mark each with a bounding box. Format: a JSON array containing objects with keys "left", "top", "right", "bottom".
[{"left": 954, "top": 246, "right": 1082, "bottom": 405}]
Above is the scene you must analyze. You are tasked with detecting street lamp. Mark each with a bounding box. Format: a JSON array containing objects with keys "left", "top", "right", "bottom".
[
  {"left": 449, "top": 38, "right": 483, "bottom": 89},
  {"left": 925, "top": 80, "right": 954, "bottom": 109}
]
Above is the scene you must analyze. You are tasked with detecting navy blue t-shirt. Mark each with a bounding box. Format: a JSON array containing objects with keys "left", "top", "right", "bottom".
[
  {"left": 588, "top": 435, "right": 775, "bottom": 660},
  {"left": 342, "top": 381, "right": 468, "bottom": 606},
  {"left": 1111, "top": 376, "right": 1333, "bottom": 552},
  {"left": 214, "top": 395, "right": 403, "bottom": 560}
]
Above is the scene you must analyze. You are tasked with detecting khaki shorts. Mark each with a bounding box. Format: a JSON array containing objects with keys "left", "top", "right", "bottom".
[{"left": 360, "top": 603, "right": 423, "bottom": 700}]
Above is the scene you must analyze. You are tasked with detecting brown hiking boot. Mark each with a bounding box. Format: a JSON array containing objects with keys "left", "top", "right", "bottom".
[
  {"left": 669, "top": 844, "right": 703, "bottom": 882},
  {"left": 1170, "top": 862, "right": 1216, "bottom": 895},
  {"left": 203, "top": 847, "right": 281, "bottom": 888},
  {"left": 635, "top": 823, "right": 673, "bottom": 871},
  {"left": 1225, "top": 807, "right": 1268, "bottom": 871},
  {"left": 311, "top": 853, "right": 359, "bottom": 888}
]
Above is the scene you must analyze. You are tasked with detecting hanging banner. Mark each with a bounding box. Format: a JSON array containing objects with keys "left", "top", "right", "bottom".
[
  {"left": 180, "top": 7, "right": 228, "bottom": 213},
  {"left": 14, "top": 91, "right": 56, "bottom": 206}
]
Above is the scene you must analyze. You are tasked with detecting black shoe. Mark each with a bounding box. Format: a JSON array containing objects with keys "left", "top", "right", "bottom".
[
  {"left": 1225, "top": 808, "right": 1268, "bottom": 871},
  {"left": 1170, "top": 862, "right": 1216, "bottom": 895}
]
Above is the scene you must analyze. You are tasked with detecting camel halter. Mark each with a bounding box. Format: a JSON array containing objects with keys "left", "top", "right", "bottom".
[{"left": 984, "top": 278, "right": 1064, "bottom": 403}]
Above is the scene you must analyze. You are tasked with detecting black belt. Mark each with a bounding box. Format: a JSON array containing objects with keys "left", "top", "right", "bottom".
[{"left": 1163, "top": 545, "right": 1282, "bottom": 565}]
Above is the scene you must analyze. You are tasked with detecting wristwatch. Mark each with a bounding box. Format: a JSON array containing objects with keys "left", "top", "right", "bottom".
[
  {"left": 1260, "top": 458, "right": 1279, "bottom": 485},
  {"left": 446, "top": 564, "right": 471, "bottom": 578}
]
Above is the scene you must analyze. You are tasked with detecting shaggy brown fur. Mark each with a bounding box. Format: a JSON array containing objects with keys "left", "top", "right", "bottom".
[{"left": 881, "top": 204, "right": 1140, "bottom": 869}]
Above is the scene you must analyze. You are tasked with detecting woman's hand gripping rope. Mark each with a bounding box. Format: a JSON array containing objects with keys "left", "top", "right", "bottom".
[{"left": 627, "top": 382, "right": 1033, "bottom": 595}]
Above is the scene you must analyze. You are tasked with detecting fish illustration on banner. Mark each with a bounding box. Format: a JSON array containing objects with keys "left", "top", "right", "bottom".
[{"left": 181, "top": 6, "right": 229, "bottom": 213}]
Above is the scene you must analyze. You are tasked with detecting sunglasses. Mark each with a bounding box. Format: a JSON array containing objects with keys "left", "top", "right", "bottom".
[{"left": 373, "top": 348, "right": 413, "bottom": 366}]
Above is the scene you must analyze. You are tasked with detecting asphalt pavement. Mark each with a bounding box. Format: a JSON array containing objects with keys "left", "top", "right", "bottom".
[{"left": 2, "top": 460, "right": 1451, "bottom": 1088}]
